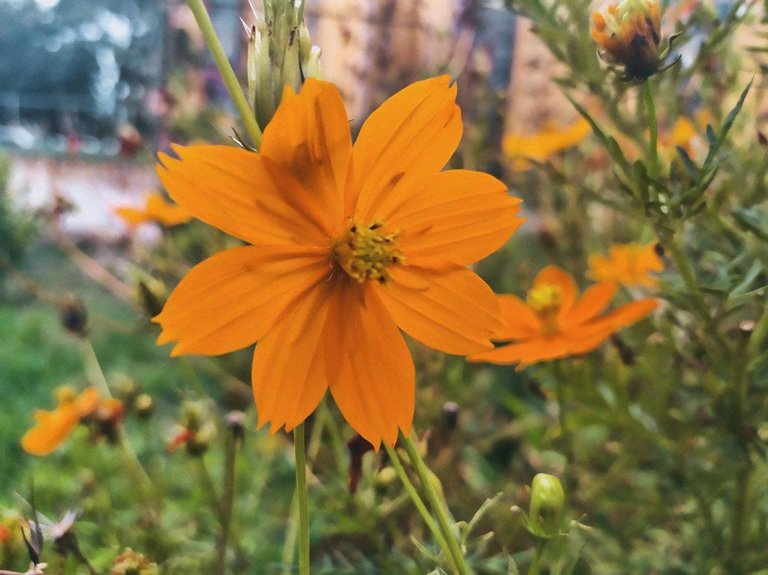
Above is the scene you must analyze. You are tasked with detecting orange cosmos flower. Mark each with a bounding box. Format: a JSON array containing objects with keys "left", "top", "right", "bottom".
[
  {"left": 115, "top": 192, "right": 191, "bottom": 227},
  {"left": 154, "top": 76, "right": 524, "bottom": 447},
  {"left": 504, "top": 118, "right": 590, "bottom": 172},
  {"left": 470, "top": 266, "right": 657, "bottom": 367},
  {"left": 588, "top": 242, "right": 663, "bottom": 288},
  {"left": 22, "top": 387, "right": 100, "bottom": 456}
]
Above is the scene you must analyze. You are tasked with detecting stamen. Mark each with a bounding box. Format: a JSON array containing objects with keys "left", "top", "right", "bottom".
[
  {"left": 333, "top": 221, "right": 404, "bottom": 284},
  {"left": 527, "top": 283, "right": 562, "bottom": 334}
]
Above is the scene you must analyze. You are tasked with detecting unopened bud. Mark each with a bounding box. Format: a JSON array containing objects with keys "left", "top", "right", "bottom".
[
  {"left": 187, "top": 421, "right": 216, "bottom": 457},
  {"left": 134, "top": 394, "right": 155, "bottom": 420},
  {"left": 526, "top": 473, "right": 566, "bottom": 539},
  {"left": 245, "top": 1, "right": 322, "bottom": 130},
  {"left": 225, "top": 410, "right": 246, "bottom": 441},
  {"left": 111, "top": 548, "right": 159, "bottom": 575},
  {"left": 59, "top": 294, "right": 88, "bottom": 337}
]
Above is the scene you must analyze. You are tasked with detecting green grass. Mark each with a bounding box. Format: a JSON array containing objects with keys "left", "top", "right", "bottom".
[{"left": 0, "top": 241, "right": 203, "bottom": 501}]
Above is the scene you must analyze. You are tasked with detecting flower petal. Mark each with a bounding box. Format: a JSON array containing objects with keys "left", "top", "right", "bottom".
[
  {"left": 260, "top": 79, "right": 351, "bottom": 230},
  {"left": 157, "top": 145, "right": 326, "bottom": 246},
  {"left": 470, "top": 331, "right": 608, "bottom": 366},
  {"left": 251, "top": 281, "right": 334, "bottom": 433},
  {"left": 534, "top": 266, "right": 578, "bottom": 318},
  {"left": 351, "top": 76, "right": 462, "bottom": 220},
  {"left": 389, "top": 170, "right": 524, "bottom": 265},
  {"left": 325, "top": 280, "right": 414, "bottom": 448},
  {"left": 22, "top": 405, "right": 80, "bottom": 456},
  {"left": 560, "top": 281, "right": 618, "bottom": 330},
  {"left": 75, "top": 387, "right": 101, "bottom": 417},
  {"left": 377, "top": 265, "right": 503, "bottom": 355},
  {"left": 155, "top": 245, "right": 330, "bottom": 356},
  {"left": 493, "top": 295, "right": 542, "bottom": 341},
  {"left": 585, "top": 298, "right": 657, "bottom": 333}
]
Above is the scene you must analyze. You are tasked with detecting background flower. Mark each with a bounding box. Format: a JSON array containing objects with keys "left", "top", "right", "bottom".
[
  {"left": 588, "top": 242, "right": 664, "bottom": 288},
  {"left": 470, "top": 265, "right": 656, "bottom": 366}
]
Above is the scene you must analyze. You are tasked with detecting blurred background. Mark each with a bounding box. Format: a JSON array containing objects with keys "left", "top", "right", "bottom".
[{"left": 2, "top": 1, "right": 768, "bottom": 573}]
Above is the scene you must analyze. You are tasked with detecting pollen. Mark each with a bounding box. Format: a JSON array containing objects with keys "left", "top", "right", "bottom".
[{"left": 333, "top": 221, "right": 404, "bottom": 284}]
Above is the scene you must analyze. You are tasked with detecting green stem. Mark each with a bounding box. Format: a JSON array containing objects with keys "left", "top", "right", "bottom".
[
  {"left": 186, "top": 0, "right": 263, "bottom": 148},
  {"left": 729, "top": 460, "right": 751, "bottom": 575},
  {"left": 528, "top": 540, "right": 546, "bottom": 575},
  {"left": 81, "top": 339, "right": 113, "bottom": 399},
  {"left": 383, "top": 443, "right": 451, "bottom": 555},
  {"left": 81, "top": 339, "right": 155, "bottom": 496},
  {"left": 665, "top": 236, "right": 731, "bottom": 357},
  {"left": 642, "top": 81, "right": 660, "bottom": 180},
  {"left": 728, "top": 354, "right": 752, "bottom": 573},
  {"left": 553, "top": 362, "right": 574, "bottom": 467},
  {"left": 283, "top": 409, "right": 326, "bottom": 575},
  {"left": 401, "top": 434, "right": 471, "bottom": 575},
  {"left": 216, "top": 431, "right": 239, "bottom": 573},
  {"left": 294, "top": 423, "right": 310, "bottom": 575}
]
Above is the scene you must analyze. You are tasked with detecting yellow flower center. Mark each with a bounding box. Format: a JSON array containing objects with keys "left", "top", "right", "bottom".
[
  {"left": 56, "top": 385, "right": 78, "bottom": 405},
  {"left": 527, "top": 283, "right": 562, "bottom": 334},
  {"left": 333, "top": 221, "right": 404, "bottom": 284}
]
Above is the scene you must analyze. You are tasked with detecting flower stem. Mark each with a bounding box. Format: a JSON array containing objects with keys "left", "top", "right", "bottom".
[
  {"left": 642, "top": 81, "right": 660, "bottom": 180},
  {"left": 294, "top": 423, "right": 310, "bottom": 575},
  {"left": 553, "top": 362, "right": 574, "bottom": 467},
  {"left": 401, "top": 433, "right": 471, "bottom": 575},
  {"left": 215, "top": 431, "right": 239, "bottom": 573},
  {"left": 81, "top": 339, "right": 155, "bottom": 497},
  {"left": 186, "top": 0, "right": 263, "bottom": 148},
  {"left": 383, "top": 443, "right": 451, "bottom": 555},
  {"left": 528, "top": 540, "right": 546, "bottom": 575}
]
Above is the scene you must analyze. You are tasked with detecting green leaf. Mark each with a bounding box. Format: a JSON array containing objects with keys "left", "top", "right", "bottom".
[
  {"left": 675, "top": 146, "right": 700, "bottom": 179},
  {"left": 733, "top": 207, "right": 768, "bottom": 242}
]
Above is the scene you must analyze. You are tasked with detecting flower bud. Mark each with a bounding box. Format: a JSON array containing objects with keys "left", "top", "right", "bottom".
[
  {"left": 225, "top": 410, "right": 246, "bottom": 442},
  {"left": 525, "top": 473, "right": 566, "bottom": 539},
  {"left": 245, "top": 0, "right": 323, "bottom": 130},
  {"left": 591, "top": 0, "right": 666, "bottom": 80},
  {"left": 111, "top": 548, "right": 159, "bottom": 575},
  {"left": 134, "top": 394, "right": 155, "bottom": 420},
  {"left": 59, "top": 293, "right": 88, "bottom": 337}
]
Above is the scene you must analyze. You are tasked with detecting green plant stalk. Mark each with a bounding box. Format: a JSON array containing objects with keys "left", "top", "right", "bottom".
[
  {"left": 198, "top": 457, "right": 225, "bottom": 521},
  {"left": 383, "top": 443, "right": 451, "bottom": 555},
  {"left": 216, "top": 431, "right": 239, "bottom": 573},
  {"left": 186, "top": 0, "right": 263, "bottom": 148},
  {"left": 553, "top": 362, "right": 574, "bottom": 467},
  {"left": 728, "top": 355, "right": 752, "bottom": 573},
  {"left": 528, "top": 540, "right": 547, "bottom": 575},
  {"left": 81, "top": 339, "right": 155, "bottom": 497},
  {"left": 401, "top": 434, "right": 471, "bottom": 575},
  {"left": 642, "top": 81, "right": 660, "bottom": 181},
  {"left": 294, "top": 423, "right": 310, "bottom": 575},
  {"left": 282, "top": 407, "right": 327, "bottom": 575}
]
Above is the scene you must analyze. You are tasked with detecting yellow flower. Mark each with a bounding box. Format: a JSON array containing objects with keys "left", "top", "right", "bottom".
[
  {"left": 588, "top": 242, "right": 663, "bottom": 288},
  {"left": 591, "top": 0, "right": 663, "bottom": 80},
  {"left": 115, "top": 192, "right": 191, "bottom": 227},
  {"left": 504, "top": 118, "right": 590, "bottom": 172},
  {"left": 22, "top": 387, "right": 100, "bottom": 456},
  {"left": 154, "top": 77, "right": 524, "bottom": 448},
  {"left": 470, "top": 266, "right": 656, "bottom": 367}
]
